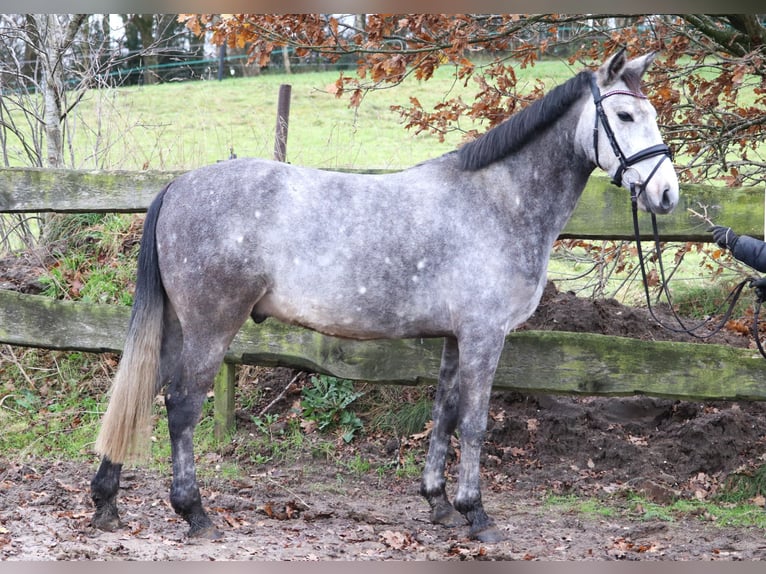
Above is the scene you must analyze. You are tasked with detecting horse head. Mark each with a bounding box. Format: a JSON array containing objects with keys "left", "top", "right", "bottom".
[{"left": 580, "top": 49, "right": 679, "bottom": 215}]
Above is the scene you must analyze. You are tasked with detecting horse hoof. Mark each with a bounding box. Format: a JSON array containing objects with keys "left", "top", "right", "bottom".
[
  {"left": 470, "top": 525, "right": 505, "bottom": 543},
  {"left": 91, "top": 509, "right": 124, "bottom": 532}
]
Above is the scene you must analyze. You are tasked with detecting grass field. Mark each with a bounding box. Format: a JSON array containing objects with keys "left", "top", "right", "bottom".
[
  {"left": 67, "top": 66, "right": 467, "bottom": 171},
  {"left": 59, "top": 55, "right": 764, "bottom": 174},
  {"left": 64, "top": 58, "right": 576, "bottom": 172}
]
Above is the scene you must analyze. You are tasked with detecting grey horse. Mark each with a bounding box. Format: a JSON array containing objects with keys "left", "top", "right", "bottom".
[{"left": 91, "top": 49, "right": 678, "bottom": 543}]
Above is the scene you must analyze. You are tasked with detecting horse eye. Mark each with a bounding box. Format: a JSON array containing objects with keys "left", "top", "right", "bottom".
[{"left": 617, "top": 112, "right": 634, "bottom": 122}]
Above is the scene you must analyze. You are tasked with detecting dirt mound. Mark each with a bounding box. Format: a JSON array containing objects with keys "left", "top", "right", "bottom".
[
  {"left": 488, "top": 281, "right": 766, "bottom": 502},
  {"left": 484, "top": 393, "right": 766, "bottom": 500},
  {"left": 0, "top": 249, "right": 51, "bottom": 294},
  {"left": 519, "top": 280, "right": 752, "bottom": 347}
]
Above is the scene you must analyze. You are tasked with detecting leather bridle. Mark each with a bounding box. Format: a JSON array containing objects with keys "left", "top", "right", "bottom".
[{"left": 589, "top": 73, "right": 672, "bottom": 193}]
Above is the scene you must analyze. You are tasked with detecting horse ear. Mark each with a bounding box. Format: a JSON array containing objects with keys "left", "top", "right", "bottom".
[
  {"left": 625, "top": 51, "right": 658, "bottom": 78},
  {"left": 598, "top": 47, "right": 627, "bottom": 86}
]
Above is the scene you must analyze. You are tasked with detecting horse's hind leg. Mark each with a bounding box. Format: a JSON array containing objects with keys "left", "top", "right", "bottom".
[
  {"left": 90, "top": 457, "right": 123, "bottom": 531},
  {"left": 420, "top": 336, "right": 465, "bottom": 526},
  {"left": 166, "top": 366, "right": 218, "bottom": 538},
  {"left": 164, "top": 304, "right": 252, "bottom": 538}
]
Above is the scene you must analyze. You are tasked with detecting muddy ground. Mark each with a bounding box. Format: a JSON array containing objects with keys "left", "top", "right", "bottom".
[{"left": 2, "top": 280, "right": 766, "bottom": 560}]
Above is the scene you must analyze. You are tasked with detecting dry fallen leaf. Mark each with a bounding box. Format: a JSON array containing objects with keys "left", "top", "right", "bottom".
[
  {"left": 489, "top": 409, "right": 506, "bottom": 422},
  {"left": 380, "top": 530, "right": 418, "bottom": 550},
  {"left": 300, "top": 419, "right": 317, "bottom": 433},
  {"left": 261, "top": 500, "right": 305, "bottom": 520},
  {"left": 410, "top": 420, "right": 433, "bottom": 441}
]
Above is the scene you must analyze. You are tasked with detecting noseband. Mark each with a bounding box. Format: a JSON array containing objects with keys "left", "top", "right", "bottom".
[{"left": 589, "top": 74, "right": 671, "bottom": 198}]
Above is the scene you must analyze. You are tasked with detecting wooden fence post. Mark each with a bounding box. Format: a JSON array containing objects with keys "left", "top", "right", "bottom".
[
  {"left": 214, "top": 362, "right": 236, "bottom": 439},
  {"left": 217, "top": 44, "right": 226, "bottom": 81},
  {"left": 273, "top": 84, "right": 292, "bottom": 162}
]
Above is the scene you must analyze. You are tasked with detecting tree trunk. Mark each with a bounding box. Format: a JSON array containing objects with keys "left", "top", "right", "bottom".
[
  {"left": 28, "top": 15, "right": 63, "bottom": 168},
  {"left": 24, "top": 14, "right": 86, "bottom": 244},
  {"left": 27, "top": 14, "right": 86, "bottom": 169},
  {"left": 354, "top": 14, "right": 366, "bottom": 32},
  {"left": 133, "top": 15, "right": 157, "bottom": 85}
]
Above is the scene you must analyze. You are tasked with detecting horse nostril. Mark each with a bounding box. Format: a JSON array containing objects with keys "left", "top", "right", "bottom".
[{"left": 661, "top": 187, "right": 674, "bottom": 211}]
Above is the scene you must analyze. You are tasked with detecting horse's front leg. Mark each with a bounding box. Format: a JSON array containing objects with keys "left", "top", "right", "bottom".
[
  {"left": 166, "top": 370, "right": 219, "bottom": 538},
  {"left": 90, "top": 456, "right": 124, "bottom": 531},
  {"left": 420, "top": 336, "right": 465, "bottom": 526},
  {"left": 452, "top": 334, "right": 506, "bottom": 543}
]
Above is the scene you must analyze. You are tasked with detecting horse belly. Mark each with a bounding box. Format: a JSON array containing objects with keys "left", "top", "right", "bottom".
[{"left": 254, "top": 290, "right": 447, "bottom": 340}]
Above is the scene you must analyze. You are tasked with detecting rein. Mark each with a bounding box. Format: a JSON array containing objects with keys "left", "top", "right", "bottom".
[
  {"left": 590, "top": 73, "right": 766, "bottom": 356},
  {"left": 754, "top": 300, "right": 766, "bottom": 358},
  {"left": 630, "top": 186, "right": 757, "bottom": 343}
]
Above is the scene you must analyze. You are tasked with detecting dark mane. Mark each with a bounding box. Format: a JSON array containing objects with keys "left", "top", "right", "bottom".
[{"left": 459, "top": 70, "right": 593, "bottom": 171}]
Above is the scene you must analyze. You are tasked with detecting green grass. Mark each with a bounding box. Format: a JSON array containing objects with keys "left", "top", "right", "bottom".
[
  {"left": 66, "top": 68, "right": 457, "bottom": 171},
  {"left": 545, "top": 494, "right": 618, "bottom": 518},
  {"left": 718, "top": 463, "right": 766, "bottom": 505},
  {"left": 0, "top": 349, "right": 109, "bottom": 459},
  {"left": 545, "top": 493, "right": 766, "bottom": 529},
  {"left": 370, "top": 393, "right": 433, "bottom": 438},
  {"left": 54, "top": 57, "right": 574, "bottom": 172},
  {"left": 38, "top": 213, "right": 139, "bottom": 305},
  {"left": 7, "top": 52, "right": 757, "bottom": 174},
  {"left": 52, "top": 54, "right": 761, "bottom": 174}
]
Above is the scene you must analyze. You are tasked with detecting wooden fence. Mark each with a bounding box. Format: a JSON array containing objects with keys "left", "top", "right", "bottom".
[{"left": 2, "top": 167, "right": 765, "bottom": 437}]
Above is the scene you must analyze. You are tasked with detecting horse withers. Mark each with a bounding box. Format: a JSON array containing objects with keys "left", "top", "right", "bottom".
[{"left": 90, "top": 49, "right": 678, "bottom": 543}]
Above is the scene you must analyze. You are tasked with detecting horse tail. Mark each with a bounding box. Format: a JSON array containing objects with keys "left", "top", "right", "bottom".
[{"left": 94, "top": 184, "right": 170, "bottom": 463}]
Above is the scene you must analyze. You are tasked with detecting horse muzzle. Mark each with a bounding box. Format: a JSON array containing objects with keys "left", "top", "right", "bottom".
[
  {"left": 630, "top": 178, "right": 678, "bottom": 215},
  {"left": 626, "top": 154, "right": 679, "bottom": 215}
]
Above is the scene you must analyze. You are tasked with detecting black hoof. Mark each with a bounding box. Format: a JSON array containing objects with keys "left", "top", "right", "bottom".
[
  {"left": 91, "top": 505, "right": 124, "bottom": 532},
  {"left": 185, "top": 513, "right": 221, "bottom": 540}
]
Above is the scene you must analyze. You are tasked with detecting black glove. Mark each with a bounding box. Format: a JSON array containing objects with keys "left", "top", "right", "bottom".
[
  {"left": 710, "top": 225, "right": 739, "bottom": 251},
  {"left": 752, "top": 277, "right": 766, "bottom": 303}
]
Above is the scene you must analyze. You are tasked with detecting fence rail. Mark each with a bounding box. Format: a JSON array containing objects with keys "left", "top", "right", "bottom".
[
  {"left": 1, "top": 167, "right": 763, "bottom": 240},
  {"left": 1, "top": 167, "right": 764, "bottom": 437}
]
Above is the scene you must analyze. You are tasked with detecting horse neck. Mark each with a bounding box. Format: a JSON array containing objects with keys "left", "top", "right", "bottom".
[{"left": 496, "top": 104, "right": 595, "bottom": 240}]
